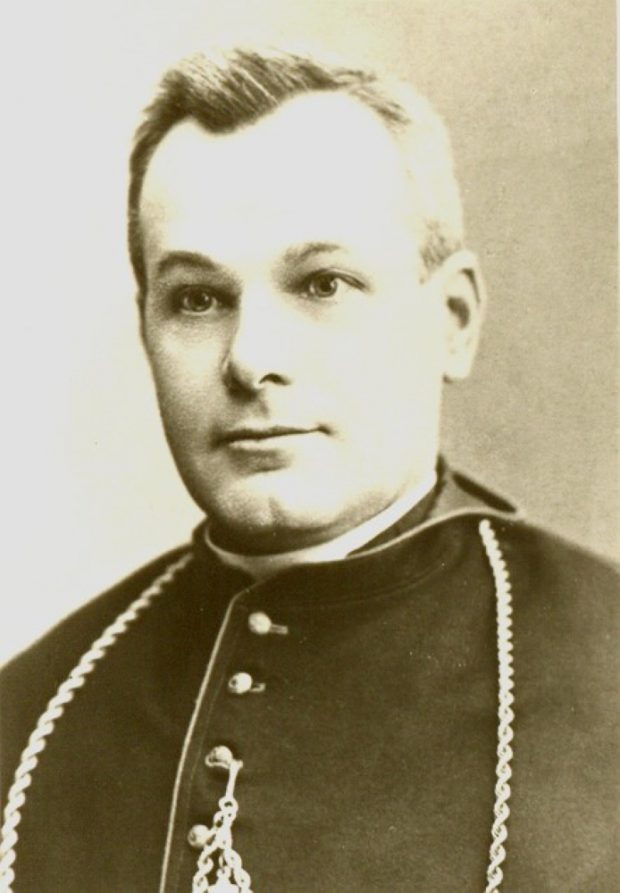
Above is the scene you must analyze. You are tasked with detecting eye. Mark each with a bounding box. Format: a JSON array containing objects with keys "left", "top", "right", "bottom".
[
  {"left": 304, "top": 272, "right": 345, "bottom": 299},
  {"left": 173, "top": 286, "right": 217, "bottom": 315}
]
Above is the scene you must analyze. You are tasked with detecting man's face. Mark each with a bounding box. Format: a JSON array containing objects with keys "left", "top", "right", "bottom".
[{"left": 140, "top": 92, "right": 454, "bottom": 552}]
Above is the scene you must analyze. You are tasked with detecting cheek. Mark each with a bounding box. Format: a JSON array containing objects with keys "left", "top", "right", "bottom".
[
  {"left": 326, "top": 303, "right": 444, "bottom": 419},
  {"left": 341, "top": 335, "right": 443, "bottom": 474},
  {"left": 147, "top": 339, "right": 220, "bottom": 431}
]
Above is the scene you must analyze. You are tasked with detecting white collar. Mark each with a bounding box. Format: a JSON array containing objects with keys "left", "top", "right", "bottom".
[{"left": 204, "top": 468, "right": 437, "bottom": 581}]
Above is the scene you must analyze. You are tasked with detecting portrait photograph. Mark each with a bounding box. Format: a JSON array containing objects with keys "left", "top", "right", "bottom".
[{"left": 1, "top": 1, "right": 617, "bottom": 891}]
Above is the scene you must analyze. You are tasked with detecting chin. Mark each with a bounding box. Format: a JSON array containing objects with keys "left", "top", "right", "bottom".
[{"left": 194, "top": 471, "right": 369, "bottom": 552}]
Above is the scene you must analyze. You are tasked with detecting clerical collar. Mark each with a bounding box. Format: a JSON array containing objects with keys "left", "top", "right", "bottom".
[{"left": 204, "top": 468, "right": 437, "bottom": 581}]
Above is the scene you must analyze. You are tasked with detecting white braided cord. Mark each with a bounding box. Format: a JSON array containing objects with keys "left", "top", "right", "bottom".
[
  {"left": 479, "top": 519, "right": 515, "bottom": 893},
  {"left": 1, "top": 522, "right": 515, "bottom": 892},
  {"left": 0, "top": 551, "right": 193, "bottom": 893}
]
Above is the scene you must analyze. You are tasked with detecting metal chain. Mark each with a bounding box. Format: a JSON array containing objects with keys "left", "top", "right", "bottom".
[
  {"left": 192, "top": 759, "right": 253, "bottom": 893},
  {"left": 0, "top": 551, "right": 193, "bottom": 893},
  {"left": 479, "top": 520, "right": 515, "bottom": 893},
  {"left": 0, "top": 520, "right": 515, "bottom": 893}
]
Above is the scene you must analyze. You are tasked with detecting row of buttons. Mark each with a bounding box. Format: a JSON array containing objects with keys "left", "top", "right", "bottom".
[
  {"left": 188, "top": 612, "right": 288, "bottom": 852},
  {"left": 227, "top": 612, "right": 289, "bottom": 696},
  {"left": 187, "top": 746, "right": 236, "bottom": 848}
]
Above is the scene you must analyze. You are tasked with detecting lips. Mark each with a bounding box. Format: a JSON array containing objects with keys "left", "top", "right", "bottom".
[{"left": 219, "top": 425, "right": 319, "bottom": 445}]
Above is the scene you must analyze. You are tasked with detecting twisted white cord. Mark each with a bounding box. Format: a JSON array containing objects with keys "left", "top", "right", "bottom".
[
  {"left": 0, "top": 551, "right": 193, "bottom": 893},
  {"left": 479, "top": 520, "right": 515, "bottom": 893},
  {"left": 1, "top": 525, "right": 515, "bottom": 892}
]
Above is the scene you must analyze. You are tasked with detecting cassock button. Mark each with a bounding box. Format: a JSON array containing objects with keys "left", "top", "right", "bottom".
[
  {"left": 205, "top": 745, "right": 234, "bottom": 769},
  {"left": 247, "top": 611, "right": 272, "bottom": 635},
  {"left": 228, "top": 671, "right": 254, "bottom": 695},
  {"left": 187, "top": 823, "right": 210, "bottom": 849},
  {"left": 247, "top": 611, "right": 289, "bottom": 635}
]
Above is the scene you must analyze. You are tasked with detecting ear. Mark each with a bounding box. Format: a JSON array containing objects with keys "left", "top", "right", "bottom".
[{"left": 435, "top": 249, "right": 486, "bottom": 382}]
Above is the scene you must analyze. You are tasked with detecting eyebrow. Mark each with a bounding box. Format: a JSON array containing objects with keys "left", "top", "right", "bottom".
[
  {"left": 154, "top": 242, "right": 344, "bottom": 279},
  {"left": 155, "top": 250, "right": 224, "bottom": 278},
  {"left": 282, "top": 242, "right": 343, "bottom": 264}
]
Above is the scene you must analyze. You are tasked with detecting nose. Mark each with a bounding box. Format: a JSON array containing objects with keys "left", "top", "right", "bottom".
[{"left": 222, "top": 292, "right": 293, "bottom": 394}]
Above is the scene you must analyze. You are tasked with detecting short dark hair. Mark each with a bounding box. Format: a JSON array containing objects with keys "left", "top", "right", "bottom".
[{"left": 128, "top": 47, "right": 463, "bottom": 296}]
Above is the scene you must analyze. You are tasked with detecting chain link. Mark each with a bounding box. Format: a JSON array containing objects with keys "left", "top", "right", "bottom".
[{"left": 192, "top": 760, "right": 253, "bottom": 893}]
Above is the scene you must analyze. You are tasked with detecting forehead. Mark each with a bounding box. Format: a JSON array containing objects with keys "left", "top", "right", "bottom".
[{"left": 140, "top": 91, "right": 418, "bottom": 264}]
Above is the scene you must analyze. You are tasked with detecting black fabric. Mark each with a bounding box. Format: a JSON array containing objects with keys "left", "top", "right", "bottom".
[{"left": 1, "top": 470, "right": 617, "bottom": 892}]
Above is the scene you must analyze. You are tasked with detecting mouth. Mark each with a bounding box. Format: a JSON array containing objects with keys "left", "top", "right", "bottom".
[{"left": 219, "top": 425, "right": 320, "bottom": 446}]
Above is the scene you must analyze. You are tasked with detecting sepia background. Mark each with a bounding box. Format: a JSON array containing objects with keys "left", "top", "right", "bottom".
[{"left": 1, "top": 0, "right": 616, "bottom": 663}]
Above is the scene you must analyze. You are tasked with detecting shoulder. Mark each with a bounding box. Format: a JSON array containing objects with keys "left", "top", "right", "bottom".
[
  {"left": 2, "top": 544, "right": 191, "bottom": 683},
  {"left": 485, "top": 516, "right": 617, "bottom": 657},
  {"left": 434, "top": 464, "right": 617, "bottom": 610},
  {"left": 486, "top": 516, "right": 617, "bottom": 712},
  {"left": 1, "top": 544, "right": 190, "bottom": 788},
  {"left": 492, "top": 516, "right": 617, "bottom": 604}
]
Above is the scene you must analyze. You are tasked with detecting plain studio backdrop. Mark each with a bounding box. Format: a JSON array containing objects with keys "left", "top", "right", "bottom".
[{"left": 0, "top": 0, "right": 616, "bottom": 664}]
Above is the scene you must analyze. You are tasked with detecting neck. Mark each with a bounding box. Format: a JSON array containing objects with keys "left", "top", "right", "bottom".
[{"left": 205, "top": 469, "right": 437, "bottom": 581}]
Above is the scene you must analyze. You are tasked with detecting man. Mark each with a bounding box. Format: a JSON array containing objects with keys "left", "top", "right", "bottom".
[{"left": 1, "top": 48, "right": 617, "bottom": 892}]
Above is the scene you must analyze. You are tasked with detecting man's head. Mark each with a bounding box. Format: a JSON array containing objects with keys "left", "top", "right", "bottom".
[
  {"left": 128, "top": 48, "right": 465, "bottom": 294},
  {"left": 131, "top": 48, "right": 484, "bottom": 552}
]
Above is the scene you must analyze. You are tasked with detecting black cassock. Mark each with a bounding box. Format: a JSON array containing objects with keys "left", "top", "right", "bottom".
[{"left": 1, "top": 467, "right": 617, "bottom": 891}]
